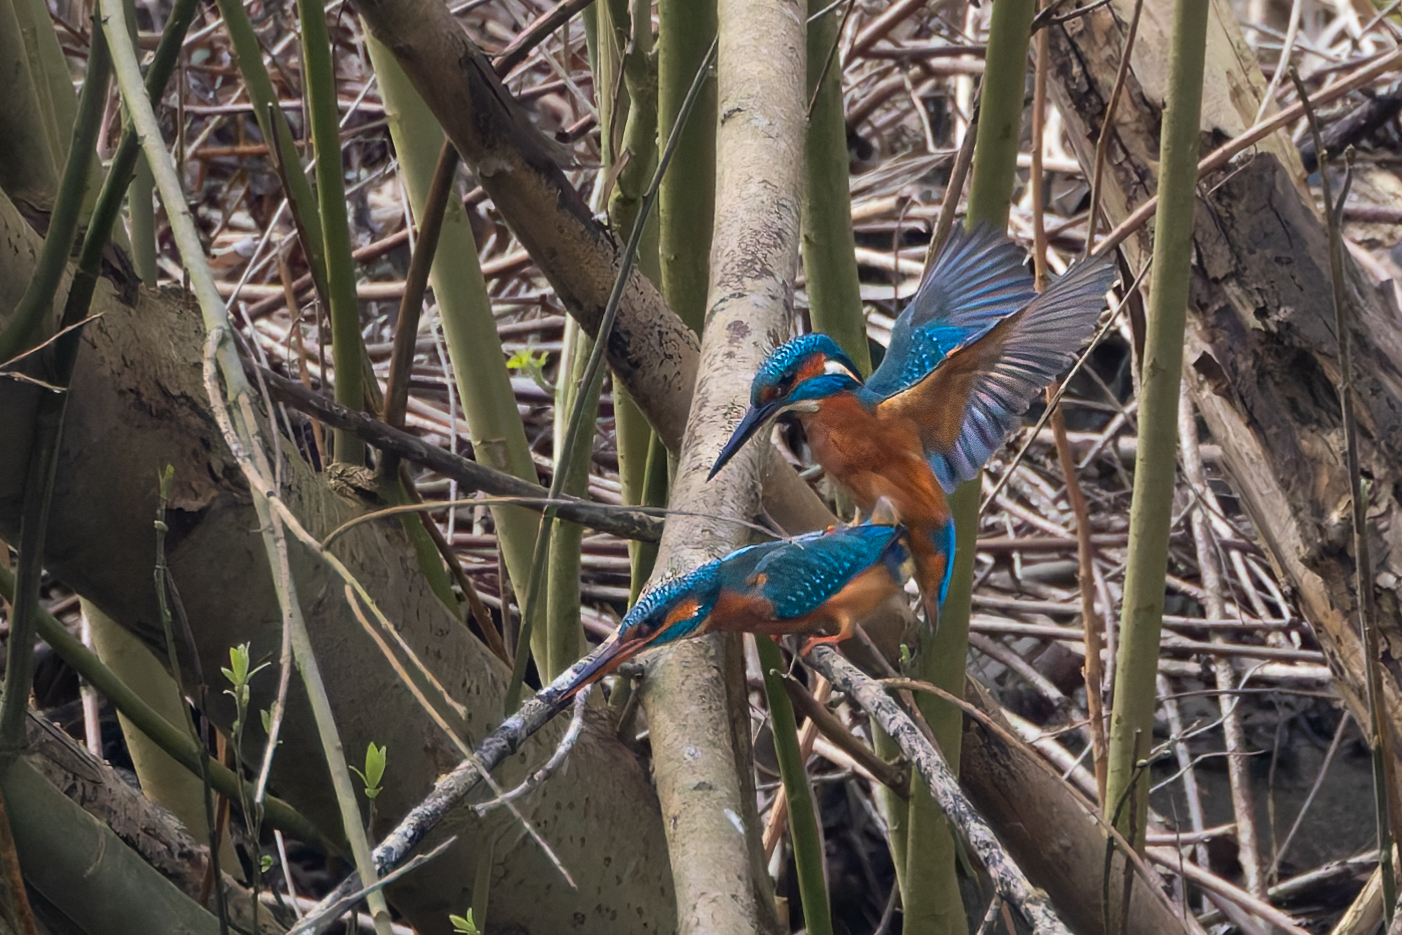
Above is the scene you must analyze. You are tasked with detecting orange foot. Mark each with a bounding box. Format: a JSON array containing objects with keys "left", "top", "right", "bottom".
[{"left": 798, "top": 616, "right": 855, "bottom": 655}]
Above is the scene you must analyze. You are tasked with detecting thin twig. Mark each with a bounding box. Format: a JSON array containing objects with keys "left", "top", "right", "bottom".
[
  {"left": 1083, "top": 0, "right": 1143, "bottom": 254},
  {"left": 256, "top": 364, "right": 664, "bottom": 541},
  {"left": 1178, "top": 387, "right": 1264, "bottom": 895},
  {"left": 804, "top": 646, "right": 1073, "bottom": 935},
  {"left": 1096, "top": 46, "right": 1402, "bottom": 257},
  {"left": 1292, "top": 69, "right": 1400, "bottom": 921},
  {"left": 475, "top": 686, "right": 592, "bottom": 812}
]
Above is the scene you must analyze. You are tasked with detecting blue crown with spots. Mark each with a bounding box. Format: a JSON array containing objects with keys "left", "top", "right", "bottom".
[{"left": 752, "top": 334, "right": 859, "bottom": 405}]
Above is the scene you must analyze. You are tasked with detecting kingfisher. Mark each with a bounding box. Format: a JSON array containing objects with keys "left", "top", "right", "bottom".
[
  {"left": 552, "top": 512, "right": 911, "bottom": 702},
  {"left": 708, "top": 224, "right": 1117, "bottom": 620}
]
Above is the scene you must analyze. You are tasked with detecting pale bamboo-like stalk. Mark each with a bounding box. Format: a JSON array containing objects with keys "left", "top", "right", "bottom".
[
  {"left": 118, "top": 0, "right": 156, "bottom": 286},
  {"left": 599, "top": 0, "right": 665, "bottom": 602},
  {"left": 545, "top": 317, "right": 596, "bottom": 679},
  {"left": 657, "top": 0, "right": 716, "bottom": 334},
  {"left": 1, "top": 752, "right": 224, "bottom": 934},
  {"left": 1105, "top": 0, "right": 1210, "bottom": 845},
  {"left": 0, "top": 0, "right": 61, "bottom": 212},
  {"left": 365, "top": 36, "right": 542, "bottom": 642},
  {"left": 0, "top": 22, "right": 106, "bottom": 365}
]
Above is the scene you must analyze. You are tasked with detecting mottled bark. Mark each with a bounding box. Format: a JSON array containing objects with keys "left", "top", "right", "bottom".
[{"left": 636, "top": 0, "right": 808, "bottom": 932}]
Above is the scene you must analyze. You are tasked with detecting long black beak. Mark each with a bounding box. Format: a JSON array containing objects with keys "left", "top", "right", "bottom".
[
  {"left": 553, "top": 633, "right": 634, "bottom": 702},
  {"left": 707, "top": 399, "right": 786, "bottom": 480}
]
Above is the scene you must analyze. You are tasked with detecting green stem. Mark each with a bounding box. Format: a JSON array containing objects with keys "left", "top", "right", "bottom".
[
  {"left": 76, "top": 0, "right": 197, "bottom": 295},
  {"left": 1104, "top": 0, "right": 1208, "bottom": 846},
  {"left": 210, "top": 0, "right": 327, "bottom": 290},
  {"left": 802, "top": 0, "right": 869, "bottom": 375},
  {"left": 296, "top": 0, "right": 364, "bottom": 464},
  {"left": 0, "top": 25, "right": 111, "bottom": 754},
  {"left": 118, "top": 0, "right": 156, "bottom": 286},
  {"left": 0, "top": 22, "right": 109, "bottom": 365},
  {"left": 366, "top": 36, "right": 541, "bottom": 611},
  {"left": 656, "top": 0, "right": 716, "bottom": 333},
  {"left": 897, "top": 0, "right": 1038, "bottom": 927},
  {"left": 628, "top": 433, "right": 669, "bottom": 602},
  {"left": 966, "top": 0, "right": 1036, "bottom": 228},
  {"left": 544, "top": 318, "right": 598, "bottom": 680},
  {"left": 901, "top": 488, "right": 975, "bottom": 935},
  {"left": 757, "top": 638, "right": 832, "bottom": 935}
]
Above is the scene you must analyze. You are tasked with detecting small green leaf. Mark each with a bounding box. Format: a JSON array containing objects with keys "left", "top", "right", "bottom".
[
  {"left": 225, "top": 644, "right": 251, "bottom": 685},
  {"left": 505, "top": 344, "right": 553, "bottom": 394},
  {"left": 350, "top": 742, "right": 387, "bottom": 799},
  {"left": 448, "top": 911, "right": 480, "bottom": 934},
  {"left": 364, "top": 742, "right": 387, "bottom": 788},
  {"left": 260, "top": 854, "right": 275, "bottom": 873}
]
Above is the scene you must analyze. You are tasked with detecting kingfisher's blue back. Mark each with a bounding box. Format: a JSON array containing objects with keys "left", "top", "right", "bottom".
[
  {"left": 619, "top": 522, "right": 908, "bottom": 642},
  {"left": 552, "top": 521, "right": 912, "bottom": 701}
]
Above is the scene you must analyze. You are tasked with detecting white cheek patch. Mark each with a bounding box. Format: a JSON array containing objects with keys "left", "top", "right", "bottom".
[{"left": 823, "top": 358, "right": 858, "bottom": 381}]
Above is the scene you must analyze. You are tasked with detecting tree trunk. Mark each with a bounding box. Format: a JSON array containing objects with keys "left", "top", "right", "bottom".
[
  {"left": 0, "top": 188, "right": 675, "bottom": 935},
  {"left": 1047, "top": 0, "right": 1402, "bottom": 782}
]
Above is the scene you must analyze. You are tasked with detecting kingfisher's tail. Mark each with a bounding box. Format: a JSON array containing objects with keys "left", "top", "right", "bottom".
[{"left": 907, "top": 518, "right": 956, "bottom": 629}]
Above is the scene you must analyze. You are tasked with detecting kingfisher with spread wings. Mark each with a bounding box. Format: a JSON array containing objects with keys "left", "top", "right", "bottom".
[{"left": 709, "top": 225, "right": 1117, "bottom": 621}]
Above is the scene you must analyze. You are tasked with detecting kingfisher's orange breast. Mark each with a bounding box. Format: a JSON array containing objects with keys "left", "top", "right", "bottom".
[{"left": 798, "top": 393, "right": 951, "bottom": 528}]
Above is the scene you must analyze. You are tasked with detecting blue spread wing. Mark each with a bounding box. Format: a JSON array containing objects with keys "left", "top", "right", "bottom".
[
  {"left": 753, "top": 525, "right": 904, "bottom": 621},
  {"left": 886, "top": 253, "right": 1118, "bottom": 490},
  {"left": 865, "top": 224, "right": 1038, "bottom": 401}
]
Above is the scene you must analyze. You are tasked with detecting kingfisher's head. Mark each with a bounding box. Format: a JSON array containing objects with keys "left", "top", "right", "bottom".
[
  {"left": 555, "top": 566, "right": 719, "bottom": 701},
  {"left": 708, "top": 334, "right": 863, "bottom": 480}
]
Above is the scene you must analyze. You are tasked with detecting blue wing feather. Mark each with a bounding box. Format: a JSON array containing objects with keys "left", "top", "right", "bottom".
[
  {"left": 755, "top": 525, "right": 905, "bottom": 621},
  {"left": 866, "top": 224, "right": 1038, "bottom": 401},
  {"left": 926, "top": 253, "right": 1119, "bottom": 490}
]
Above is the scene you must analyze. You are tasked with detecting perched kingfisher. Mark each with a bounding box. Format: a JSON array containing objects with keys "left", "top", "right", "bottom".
[
  {"left": 708, "top": 224, "right": 1118, "bottom": 620},
  {"left": 553, "top": 513, "right": 911, "bottom": 701}
]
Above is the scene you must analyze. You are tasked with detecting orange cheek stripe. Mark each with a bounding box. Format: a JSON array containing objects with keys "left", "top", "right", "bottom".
[
  {"left": 664, "top": 596, "right": 701, "bottom": 630},
  {"left": 797, "top": 355, "right": 825, "bottom": 383}
]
